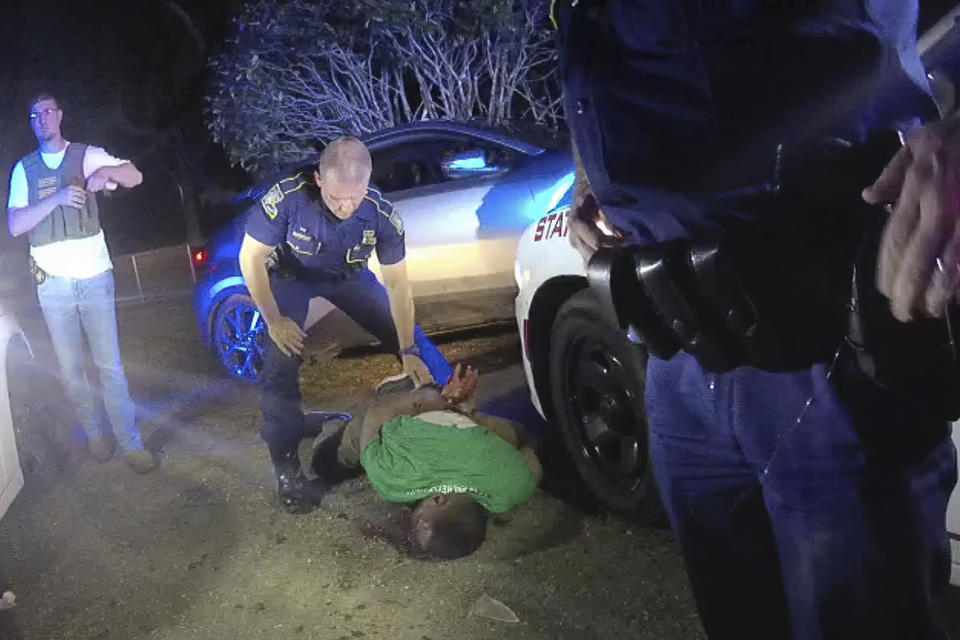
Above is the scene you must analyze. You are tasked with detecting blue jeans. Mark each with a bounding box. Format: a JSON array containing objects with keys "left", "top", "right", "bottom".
[
  {"left": 646, "top": 352, "right": 956, "bottom": 640},
  {"left": 37, "top": 270, "right": 143, "bottom": 452}
]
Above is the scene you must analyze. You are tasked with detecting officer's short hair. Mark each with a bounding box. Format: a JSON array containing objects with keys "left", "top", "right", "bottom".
[
  {"left": 318, "top": 137, "right": 372, "bottom": 183},
  {"left": 28, "top": 92, "right": 59, "bottom": 115}
]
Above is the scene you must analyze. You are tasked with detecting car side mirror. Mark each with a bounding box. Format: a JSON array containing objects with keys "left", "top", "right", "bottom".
[{"left": 441, "top": 149, "right": 505, "bottom": 179}]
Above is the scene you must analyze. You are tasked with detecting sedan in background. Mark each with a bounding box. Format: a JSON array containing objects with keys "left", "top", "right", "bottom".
[{"left": 193, "top": 121, "right": 573, "bottom": 382}]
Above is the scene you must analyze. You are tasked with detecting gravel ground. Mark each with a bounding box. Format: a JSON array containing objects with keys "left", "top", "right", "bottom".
[{"left": 0, "top": 296, "right": 705, "bottom": 640}]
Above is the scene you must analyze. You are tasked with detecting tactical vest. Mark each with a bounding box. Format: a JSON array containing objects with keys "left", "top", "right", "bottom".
[{"left": 22, "top": 143, "right": 101, "bottom": 247}]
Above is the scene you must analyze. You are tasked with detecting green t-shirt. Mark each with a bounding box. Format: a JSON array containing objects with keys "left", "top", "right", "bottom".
[{"left": 360, "top": 414, "right": 536, "bottom": 514}]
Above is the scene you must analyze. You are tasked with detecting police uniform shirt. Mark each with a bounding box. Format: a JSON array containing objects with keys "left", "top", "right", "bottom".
[
  {"left": 554, "top": 0, "right": 936, "bottom": 243},
  {"left": 245, "top": 174, "right": 406, "bottom": 278}
]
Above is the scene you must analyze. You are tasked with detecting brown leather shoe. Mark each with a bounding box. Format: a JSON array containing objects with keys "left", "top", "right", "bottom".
[
  {"left": 86, "top": 437, "right": 114, "bottom": 463},
  {"left": 124, "top": 449, "right": 156, "bottom": 474}
]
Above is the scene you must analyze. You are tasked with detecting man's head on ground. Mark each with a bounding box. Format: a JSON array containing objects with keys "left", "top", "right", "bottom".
[
  {"left": 315, "top": 137, "right": 372, "bottom": 220},
  {"left": 410, "top": 493, "right": 487, "bottom": 559},
  {"left": 28, "top": 93, "right": 63, "bottom": 144}
]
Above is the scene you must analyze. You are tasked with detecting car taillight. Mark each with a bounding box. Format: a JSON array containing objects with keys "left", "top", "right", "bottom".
[{"left": 192, "top": 248, "right": 208, "bottom": 268}]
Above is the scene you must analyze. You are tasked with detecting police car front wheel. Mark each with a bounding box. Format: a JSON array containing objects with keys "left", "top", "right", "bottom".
[{"left": 548, "top": 290, "right": 666, "bottom": 524}]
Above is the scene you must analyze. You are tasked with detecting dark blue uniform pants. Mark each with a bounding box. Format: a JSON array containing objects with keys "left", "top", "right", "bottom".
[
  {"left": 647, "top": 352, "right": 956, "bottom": 640},
  {"left": 261, "top": 269, "right": 452, "bottom": 457}
]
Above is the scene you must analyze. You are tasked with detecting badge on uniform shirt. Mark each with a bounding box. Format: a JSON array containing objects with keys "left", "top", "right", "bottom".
[
  {"left": 362, "top": 229, "right": 377, "bottom": 245},
  {"left": 260, "top": 183, "right": 284, "bottom": 219}
]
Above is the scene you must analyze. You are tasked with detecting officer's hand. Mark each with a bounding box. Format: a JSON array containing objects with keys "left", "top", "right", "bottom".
[
  {"left": 863, "top": 115, "right": 960, "bottom": 321},
  {"left": 569, "top": 191, "right": 623, "bottom": 264},
  {"left": 402, "top": 353, "right": 433, "bottom": 389},
  {"left": 52, "top": 185, "right": 86, "bottom": 208},
  {"left": 267, "top": 316, "right": 307, "bottom": 357}
]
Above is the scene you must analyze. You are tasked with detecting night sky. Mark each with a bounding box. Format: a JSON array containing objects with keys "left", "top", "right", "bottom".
[{"left": 0, "top": 0, "right": 956, "bottom": 254}]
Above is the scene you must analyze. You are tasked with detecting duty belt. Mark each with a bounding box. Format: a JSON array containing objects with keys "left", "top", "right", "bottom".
[{"left": 588, "top": 133, "right": 960, "bottom": 421}]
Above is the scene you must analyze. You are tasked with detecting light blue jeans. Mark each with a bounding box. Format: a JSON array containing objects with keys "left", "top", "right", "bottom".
[{"left": 37, "top": 270, "right": 144, "bottom": 452}]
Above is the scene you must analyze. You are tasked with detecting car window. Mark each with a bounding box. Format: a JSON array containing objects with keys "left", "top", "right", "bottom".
[
  {"left": 371, "top": 137, "right": 525, "bottom": 192},
  {"left": 370, "top": 146, "right": 444, "bottom": 192},
  {"left": 439, "top": 142, "right": 522, "bottom": 181}
]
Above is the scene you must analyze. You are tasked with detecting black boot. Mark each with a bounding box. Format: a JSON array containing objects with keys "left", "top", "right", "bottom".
[{"left": 272, "top": 450, "right": 307, "bottom": 513}]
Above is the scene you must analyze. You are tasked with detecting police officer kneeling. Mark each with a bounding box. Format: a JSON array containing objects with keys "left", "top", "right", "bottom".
[{"left": 239, "top": 137, "right": 452, "bottom": 513}]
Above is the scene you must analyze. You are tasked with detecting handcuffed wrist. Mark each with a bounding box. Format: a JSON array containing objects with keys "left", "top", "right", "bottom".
[{"left": 399, "top": 345, "right": 421, "bottom": 358}]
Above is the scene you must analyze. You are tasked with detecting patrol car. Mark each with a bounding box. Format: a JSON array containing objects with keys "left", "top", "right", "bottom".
[
  {"left": 193, "top": 121, "right": 574, "bottom": 382},
  {"left": 514, "top": 188, "right": 664, "bottom": 523}
]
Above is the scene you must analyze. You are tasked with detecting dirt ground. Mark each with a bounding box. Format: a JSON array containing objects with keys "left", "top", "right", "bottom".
[
  {"left": 0, "top": 296, "right": 705, "bottom": 640},
  {"left": 4, "top": 293, "right": 960, "bottom": 639}
]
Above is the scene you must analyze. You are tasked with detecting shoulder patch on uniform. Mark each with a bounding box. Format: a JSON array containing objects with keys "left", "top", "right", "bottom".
[
  {"left": 388, "top": 209, "right": 404, "bottom": 236},
  {"left": 260, "top": 183, "right": 284, "bottom": 219}
]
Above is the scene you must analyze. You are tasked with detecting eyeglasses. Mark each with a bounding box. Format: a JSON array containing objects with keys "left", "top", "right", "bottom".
[{"left": 29, "top": 108, "right": 58, "bottom": 121}]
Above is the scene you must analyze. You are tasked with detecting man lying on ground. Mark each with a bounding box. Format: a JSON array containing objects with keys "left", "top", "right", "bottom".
[{"left": 315, "top": 364, "right": 541, "bottom": 559}]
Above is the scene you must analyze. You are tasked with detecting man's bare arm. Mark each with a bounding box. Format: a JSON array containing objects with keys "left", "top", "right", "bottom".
[
  {"left": 380, "top": 260, "right": 433, "bottom": 385},
  {"left": 379, "top": 260, "right": 415, "bottom": 349},
  {"left": 239, "top": 234, "right": 305, "bottom": 356},
  {"left": 86, "top": 162, "right": 142, "bottom": 192},
  {"left": 239, "top": 234, "right": 282, "bottom": 323},
  {"left": 8, "top": 186, "right": 85, "bottom": 237}
]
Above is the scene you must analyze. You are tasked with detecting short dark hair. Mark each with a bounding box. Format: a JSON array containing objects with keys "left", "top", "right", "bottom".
[
  {"left": 28, "top": 92, "right": 59, "bottom": 115},
  {"left": 418, "top": 497, "right": 487, "bottom": 559}
]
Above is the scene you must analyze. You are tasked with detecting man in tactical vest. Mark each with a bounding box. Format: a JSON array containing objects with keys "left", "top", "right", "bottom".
[
  {"left": 7, "top": 93, "right": 155, "bottom": 474},
  {"left": 557, "top": 1, "right": 957, "bottom": 638}
]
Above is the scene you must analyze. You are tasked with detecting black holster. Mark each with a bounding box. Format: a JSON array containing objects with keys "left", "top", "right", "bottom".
[
  {"left": 588, "top": 134, "right": 960, "bottom": 421},
  {"left": 29, "top": 256, "right": 47, "bottom": 286},
  {"left": 589, "top": 216, "right": 960, "bottom": 420},
  {"left": 588, "top": 222, "right": 850, "bottom": 374}
]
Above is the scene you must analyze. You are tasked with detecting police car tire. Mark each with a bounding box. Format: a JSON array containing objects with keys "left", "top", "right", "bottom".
[
  {"left": 213, "top": 294, "right": 267, "bottom": 384},
  {"left": 548, "top": 289, "right": 666, "bottom": 525}
]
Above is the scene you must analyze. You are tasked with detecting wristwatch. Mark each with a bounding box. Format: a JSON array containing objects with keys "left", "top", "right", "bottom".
[{"left": 399, "top": 345, "right": 421, "bottom": 358}]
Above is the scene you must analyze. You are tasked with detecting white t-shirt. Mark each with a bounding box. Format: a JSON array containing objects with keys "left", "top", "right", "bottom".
[
  {"left": 415, "top": 410, "right": 480, "bottom": 429},
  {"left": 8, "top": 143, "right": 126, "bottom": 279}
]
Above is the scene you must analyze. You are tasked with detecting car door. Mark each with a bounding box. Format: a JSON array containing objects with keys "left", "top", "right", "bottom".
[{"left": 0, "top": 308, "right": 25, "bottom": 522}]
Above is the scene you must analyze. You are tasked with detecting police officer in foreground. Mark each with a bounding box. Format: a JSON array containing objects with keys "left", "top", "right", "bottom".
[
  {"left": 557, "top": 1, "right": 958, "bottom": 638},
  {"left": 239, "top": 137, "right": 453, "bottom": 513}
]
